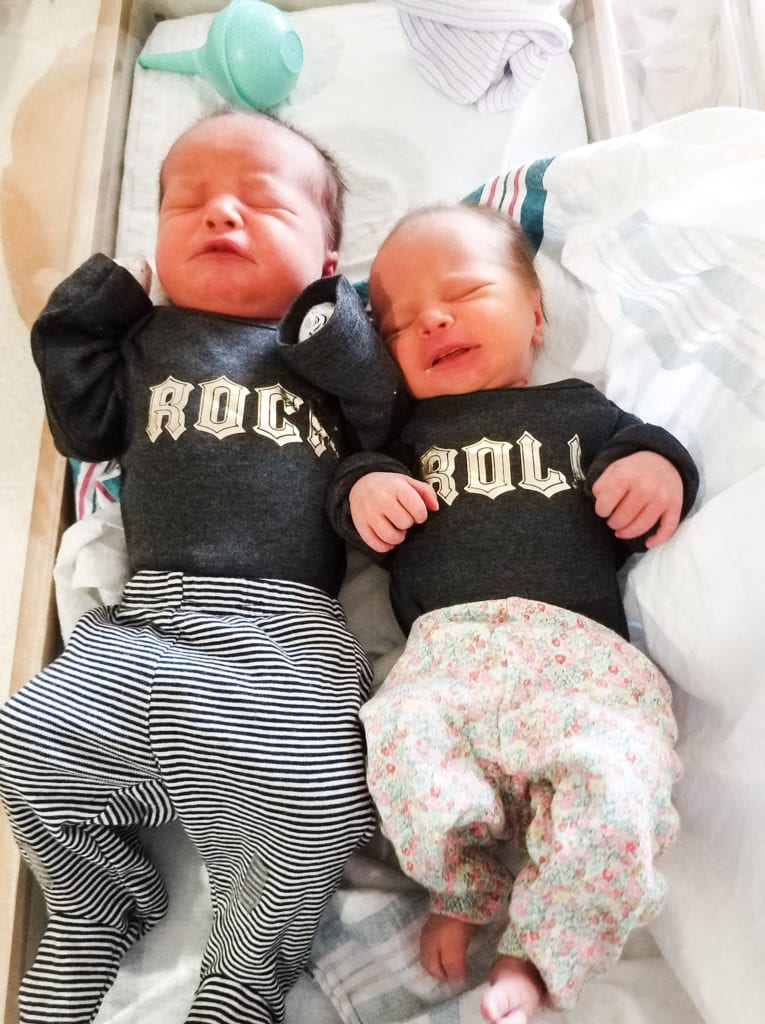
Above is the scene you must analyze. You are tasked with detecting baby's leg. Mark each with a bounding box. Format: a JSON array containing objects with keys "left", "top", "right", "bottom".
[
  {"left": 0, "top": 605, "right": 171, "bottom": 1024},
  {"left": 498, "top": 612, "right": 680, "bottom": 1009},
  {"left": 362, "top": 606, "right": 522, "bottom": 992},
  {"left": 150, "top": 579, "right": 376, "bottom": 1024},
  {"left": 362, "top": 668, "right": 515, "bottom": 932},
  {"left": 481, "top": 956, "right": 546, "bottom": 1024}
]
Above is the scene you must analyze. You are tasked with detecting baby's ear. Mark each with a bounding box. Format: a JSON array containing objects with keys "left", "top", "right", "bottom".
[
  {"left": 322, "top": 251, "right": 339, "bottom": 277},
  {"left": 531, "top": 291, "right": 544, "bottom": 345}
]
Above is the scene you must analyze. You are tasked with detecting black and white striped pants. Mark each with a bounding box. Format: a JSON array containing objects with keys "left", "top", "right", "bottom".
[{"left": 0, "top": 571, "right": 376, "bottom": 1024}]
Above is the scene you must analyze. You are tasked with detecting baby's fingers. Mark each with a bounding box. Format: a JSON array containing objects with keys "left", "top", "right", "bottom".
[
  {"left": 396, "top": 480, "right": 439, "bottom": 524},
  {"left": 363, "top": 495, "right": 430, "bottom": 551},
  {"left": 613, "top": 501, "right": 681, "bottom": 546},
  {"left": 355, "top": 517, "right": 403, "bottom": 553},
  {"left": 643, "top": 505, "right": 681, "bottom": 548},
  {"left": 408, "top": 478, "right": 440, "bottom": 513}
]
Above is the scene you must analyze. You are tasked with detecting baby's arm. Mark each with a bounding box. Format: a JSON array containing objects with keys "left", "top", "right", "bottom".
[
  {"left": 31, "top": 254, "right": 153, "bottom": 461},
  {"left": 279, "top": 275, "right": 407, "bottom": 451},
  {"left": 350, "top": 472, "right": 439, "bottom": 553},
  {"left": 591, "top": 450, "right": 683, "bottom": 548}
]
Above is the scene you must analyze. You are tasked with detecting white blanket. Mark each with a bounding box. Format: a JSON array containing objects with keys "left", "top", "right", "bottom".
[
  {"left": 53, "top": 107, "right": 764, "bottom": 1024},
  {"left": 384, "top": 0, "right": 572, "bottom": 111}
]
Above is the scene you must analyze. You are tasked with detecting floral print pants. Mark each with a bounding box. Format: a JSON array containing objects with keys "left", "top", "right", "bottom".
[{"left": 361, "top": 597, "right": 681, "bottom": 1009}]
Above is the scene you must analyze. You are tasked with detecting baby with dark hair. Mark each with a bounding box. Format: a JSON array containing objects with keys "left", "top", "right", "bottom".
[{"left": 0, "top": 109, "right": 404, "bottom": 1024}]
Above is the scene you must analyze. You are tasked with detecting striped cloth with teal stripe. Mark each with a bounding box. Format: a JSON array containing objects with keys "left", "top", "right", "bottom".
[
  {"left": 463, "top": 156, "right": 554, "bottom": 254},
  {"left": 353, "top": 157, "right": 555, "bottom": 307}
]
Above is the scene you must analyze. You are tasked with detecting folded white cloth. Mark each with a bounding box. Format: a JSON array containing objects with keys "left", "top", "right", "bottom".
[
  {"left": 384, "top": 0, "right": 572, "bottom": 111},
  {"left": 53, "top": 503, "right": 129, "bottom": 641}
]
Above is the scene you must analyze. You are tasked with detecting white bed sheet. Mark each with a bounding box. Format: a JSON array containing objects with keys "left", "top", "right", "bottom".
[
  {"left": 115, "top": 2, "right": 588, "bottom": 285},
  {"left": 46, "top": 3, "right": 765, "bottom": 1024}
]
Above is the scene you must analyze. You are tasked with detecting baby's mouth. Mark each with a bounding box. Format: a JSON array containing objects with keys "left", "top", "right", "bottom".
[
  {"left": 199, "top": 238, "right": 245, "bottom": 257},
  {"left": 430, "top": 346, "right": 471, "bottom": 368}
]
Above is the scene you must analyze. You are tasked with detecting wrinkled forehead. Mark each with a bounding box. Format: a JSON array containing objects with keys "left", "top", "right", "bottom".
[
  {"left": 386, "top": 209, "right": 507, "bottom": 263},
  {"left": 371, "top": 210, "right": 505, "bottom": 295},
  {"left": 160, "top": 113, "right": 324, "bottom": 190}
]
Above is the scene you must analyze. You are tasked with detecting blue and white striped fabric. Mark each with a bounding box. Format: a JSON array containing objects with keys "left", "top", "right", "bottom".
[
  {"left": 383, "top": 0, "right": 572, "bottom": 111},
  {"left": 0, "top": 572, "right": 375, "bottom": 1024}
]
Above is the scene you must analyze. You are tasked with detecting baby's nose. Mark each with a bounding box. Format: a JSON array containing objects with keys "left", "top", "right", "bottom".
[
  {"left": 204, "top": 195, "right": 243, "bottom": 229},
  {"left": 418, "top": 308, "right": 454, "bottom": 336}
]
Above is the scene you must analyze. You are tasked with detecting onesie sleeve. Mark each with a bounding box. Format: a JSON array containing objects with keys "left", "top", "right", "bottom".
[
  {"left": 31, "top": 253, "right": 153, "bottom": 461},
  {"left": 584, "top": 402, "right": 700, "bottom": 547},
  {"left": 278, "top": 274, "right": 409, "bottom": 451}
]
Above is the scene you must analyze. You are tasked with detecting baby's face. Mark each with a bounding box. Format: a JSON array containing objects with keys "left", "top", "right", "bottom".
[
  {"left": 370, "top": 210, "right": 543, "bottom": 399},
  {"left": 155, "top": 113, "right": 337, "bottom": 319}
]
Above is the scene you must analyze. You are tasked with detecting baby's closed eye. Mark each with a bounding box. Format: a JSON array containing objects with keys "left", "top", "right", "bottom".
[
  {"left": 383, "top": 321, "right": 409, "bottom": 342},
  {"left": 449, "top": 282, "right": 491, "bottom": 302}
]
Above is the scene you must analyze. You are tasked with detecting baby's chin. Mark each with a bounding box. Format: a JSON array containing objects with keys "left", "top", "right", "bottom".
[
  {"left": 162, "top": 283, "right": 286, "bottom": 320},
  {"left": 409, "top": 376, "right": 530, "bottom": 400}
]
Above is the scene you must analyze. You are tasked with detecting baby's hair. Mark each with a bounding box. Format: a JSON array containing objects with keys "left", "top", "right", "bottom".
[
  {"left": 158, "top": 107, "right": 347, "bottom": 251},
  {"left": 381, "top": 203, "right": 541, "bottom": 298}
]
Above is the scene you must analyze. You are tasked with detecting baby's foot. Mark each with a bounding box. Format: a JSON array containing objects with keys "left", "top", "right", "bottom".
[
  {"left": 480, "top": 955, "right": 546, "bottom": 1024},
  {"left": 420, "top": 912, "right": 478, "bottom": 986}
]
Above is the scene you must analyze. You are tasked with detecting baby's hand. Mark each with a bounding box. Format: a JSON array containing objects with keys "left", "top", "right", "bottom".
[
  {"left": 349, "top": 472, "right": 439, "bottom": 553},
  {"left": 591, "top": 451, "right": 683, "bottom": 548}
]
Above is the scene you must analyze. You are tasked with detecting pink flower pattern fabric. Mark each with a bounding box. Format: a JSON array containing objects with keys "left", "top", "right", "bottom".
[{"left": 361, "top": 597, "right": 681, "bottom": 1009}]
